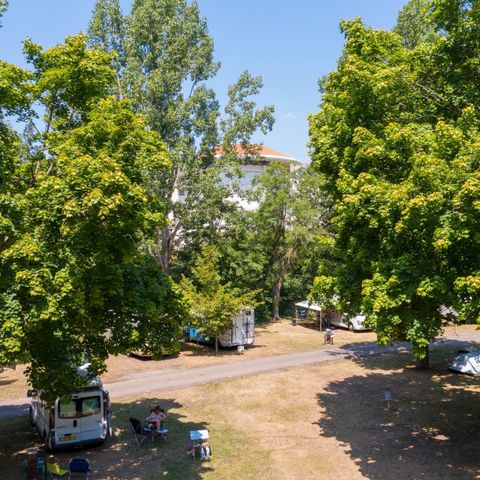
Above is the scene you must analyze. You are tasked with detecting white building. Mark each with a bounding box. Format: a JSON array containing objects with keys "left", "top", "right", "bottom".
[
  {"left": 171, "top": 144, "right": 302, "bottom": 210},
  {"left": 215, "top": 144, "right": 302, "bottom": 211}
]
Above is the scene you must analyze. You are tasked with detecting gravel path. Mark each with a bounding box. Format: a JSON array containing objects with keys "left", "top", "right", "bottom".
[{"left": 1, "top": 332, "right": 479, "bottom": 421}]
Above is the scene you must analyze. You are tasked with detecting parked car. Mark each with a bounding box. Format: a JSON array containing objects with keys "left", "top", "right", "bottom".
[{"left": 28, "top": 369, "right": 112, "bottom": 451}]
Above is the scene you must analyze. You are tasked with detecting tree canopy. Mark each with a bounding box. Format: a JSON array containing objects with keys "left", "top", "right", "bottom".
[
  {"left": 309, "top": 0, "right": 480, "bottom": 365},
  {"left": 0, "top": 34, "right": 183, "bottom": 401}
]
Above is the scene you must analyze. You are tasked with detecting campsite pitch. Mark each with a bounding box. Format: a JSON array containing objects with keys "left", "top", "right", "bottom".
[{"left": 1, "top": 344, "right": 480, "bottom": 479}]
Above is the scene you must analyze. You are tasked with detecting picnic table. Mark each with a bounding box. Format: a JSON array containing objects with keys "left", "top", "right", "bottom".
[{"left": 189, "top": 430, "right": 210, "bottom": 459}]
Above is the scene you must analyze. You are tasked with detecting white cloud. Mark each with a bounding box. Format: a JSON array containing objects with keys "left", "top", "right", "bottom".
[{"left": 281, "top": 112, "right": 299, "bottom": 119}]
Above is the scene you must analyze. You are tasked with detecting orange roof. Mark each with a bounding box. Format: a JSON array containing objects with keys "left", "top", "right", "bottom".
[{"left": 214, "top": 144, "right": 296, "bottom": 162}]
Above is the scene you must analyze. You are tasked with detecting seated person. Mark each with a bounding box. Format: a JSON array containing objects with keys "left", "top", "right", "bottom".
[{"left": 146, "top": 405, "right": 167, "bottom": 432}]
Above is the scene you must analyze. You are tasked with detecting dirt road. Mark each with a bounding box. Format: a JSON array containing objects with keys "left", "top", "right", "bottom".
[{"left": 1, "top": 332, "right": 479, "bottom": 421}]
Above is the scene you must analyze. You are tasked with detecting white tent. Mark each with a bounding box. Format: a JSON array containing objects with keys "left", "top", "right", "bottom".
[{"left": 294, "top": 300, "right": 322, "bottom": 312}]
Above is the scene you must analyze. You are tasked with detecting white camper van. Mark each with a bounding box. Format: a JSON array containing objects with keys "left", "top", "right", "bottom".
[
  {"left": 28, "top": 377, "right": 112, "bottom": 451},
  {"left": 294, "top": 301, "right": 368, "bottom": 332}
]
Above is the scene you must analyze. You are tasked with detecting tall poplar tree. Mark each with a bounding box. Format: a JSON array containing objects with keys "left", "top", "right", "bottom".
[{"left": 88, "top": 0, "right": 274, "bottom": 275}]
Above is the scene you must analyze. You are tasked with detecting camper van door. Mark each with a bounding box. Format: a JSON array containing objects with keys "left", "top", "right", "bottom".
[
  {"left": 77, "top": 391, "right": 104, "bottom": 442},
  {"left": 56, "top": 397, "right": 82, "bottom": 445},
  {"left": 55, "top": 390, "right": 106, "bottom": 446}
]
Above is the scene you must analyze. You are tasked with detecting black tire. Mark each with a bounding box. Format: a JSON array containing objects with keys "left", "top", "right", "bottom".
[
  {"left": 348, "top": 322, "right": 354, "bottom": 332},
  {"left": 44, "top": 431, "right": 55, "bottom": 452}
]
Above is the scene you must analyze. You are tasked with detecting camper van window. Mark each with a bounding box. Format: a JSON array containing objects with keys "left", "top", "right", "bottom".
[
  {"left": 81, "top": 396, "right": 101, "bottom": 416},
  {"left": 59, "top": 399, "right": 77, "bottom": 419}
]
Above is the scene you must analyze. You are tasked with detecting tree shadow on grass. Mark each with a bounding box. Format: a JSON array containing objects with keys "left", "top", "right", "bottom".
[
  {"left": 180, "top": 339, "right": 264, "bottom": 358},
  {"left": 0, "top": 397, "right": 214, "bottom": 480},
  {"left": 322, "top": 338, "right": 480, "bottom": 368},
  {"left": 0, "top": 379, "right": 16, "bottom": 387},
  {"left": 316, "top": 348, "right": 480, "bottom": 479}
]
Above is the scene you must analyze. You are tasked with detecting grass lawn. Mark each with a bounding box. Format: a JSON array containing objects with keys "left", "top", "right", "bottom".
[{"left": 1, "top": 344, "right": 480, "bottom": 479}]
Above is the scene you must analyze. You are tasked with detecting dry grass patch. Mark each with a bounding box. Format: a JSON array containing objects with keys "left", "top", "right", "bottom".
[{"left": 2, "top": 344, "right": 480, "bottom": 479}]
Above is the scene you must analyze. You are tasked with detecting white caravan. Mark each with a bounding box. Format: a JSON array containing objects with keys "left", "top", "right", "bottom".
[
  {"left": 28, "top": 375, "right": 112, "bottom": 451},
  {"left": 185, "top": 308, "right": 255, "bottom": 347},
  {"left": 217, "top": 308, "right": 255, "bottom": 347}
]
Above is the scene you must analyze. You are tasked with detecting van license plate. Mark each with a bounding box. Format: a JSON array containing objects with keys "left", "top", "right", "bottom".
[{"left": 61, "top": 435, "right": 76, "bottom": 441}]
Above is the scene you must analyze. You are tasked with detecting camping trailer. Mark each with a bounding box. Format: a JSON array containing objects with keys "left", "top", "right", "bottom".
[
  {"left": 184, "top": 308, "right": 255, "bottom": 347},
  {"left": 294, "top": 300, "right": 367, "bottom": 332}
]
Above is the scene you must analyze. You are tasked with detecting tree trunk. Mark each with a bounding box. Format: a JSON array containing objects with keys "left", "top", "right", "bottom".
[
  {"left": 272, "top": 276, "right": 283, "bottom": 321},
  {"left": 415, "top": 344, "right": 430, "bottom": 369},
  {"left": 215, "top": 336, "right": 219, "bottom": 357},
  {"left": 160, "top": 227, "right": 171, "bottom": 274},
  {"left": 272, "top": 246, "right": 295, "bottom": 321}
]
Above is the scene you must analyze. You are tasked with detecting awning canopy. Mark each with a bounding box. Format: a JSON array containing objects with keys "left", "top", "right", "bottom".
[{"left": 294, "top": 300, "right": 322, "bottom": 312}]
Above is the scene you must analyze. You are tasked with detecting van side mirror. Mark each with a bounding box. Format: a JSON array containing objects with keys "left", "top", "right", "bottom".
[{"left": 27, "top": 389, "right": 37, "bottom": 398}]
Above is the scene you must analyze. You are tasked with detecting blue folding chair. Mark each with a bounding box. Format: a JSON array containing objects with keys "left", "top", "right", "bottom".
[{"left": 68, "top": 458, "right": 91, "bottom": 479}]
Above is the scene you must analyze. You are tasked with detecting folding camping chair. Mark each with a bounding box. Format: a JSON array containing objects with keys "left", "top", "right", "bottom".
[
  {"left": 129, "top": 417, "right": 153, "bottom": 449},
  {"left": 67, "top": 458, "right": 91, "bottom": 479},
  {"left": 46, "top": 461, "right": 68, "bottom": 479}
]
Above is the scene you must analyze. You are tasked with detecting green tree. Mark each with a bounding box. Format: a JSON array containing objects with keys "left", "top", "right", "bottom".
[
  {"left": 181, "top": 245, "right": 258, "bottom": 356},
  {"left": 252, "top": 162, "right": 292, "bottom": 320},
  {"left": 281, "top": 167, "right": 334, "bottom": 311},
  {"left": 394, "top": 0, "right": 436, "bottom": 48},
  {"left": 215, "top": 163, "right": 330, "bottom": 322},
  {"left": 0, "top": 36, "right": 183, "bottom": 401},
  {"left": 88, "top": 0, "right": 274, "bottom": 275},
  {"left": 251, "top": 163, "right": 330, "bottom": 320},
  {"left": 309, "top": 2, "right": 480, "bottom": 368}
]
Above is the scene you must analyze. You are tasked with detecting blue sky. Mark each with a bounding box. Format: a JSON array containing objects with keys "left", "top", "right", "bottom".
[{"left": 0, "top": 0, "right": 408, "bottom": 163}]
